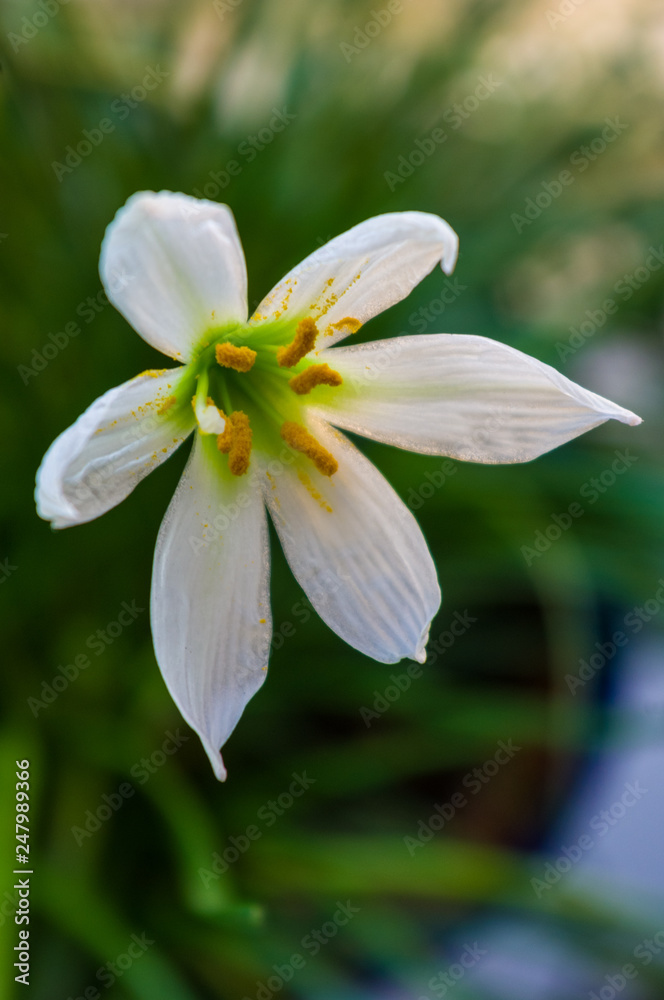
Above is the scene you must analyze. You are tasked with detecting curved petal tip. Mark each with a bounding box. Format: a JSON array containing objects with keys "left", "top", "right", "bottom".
[
  {"left": 415, "top": 623, "right": 432, "bottom": 664},
  {"left": 439, "top": 225, "right": 459, "bottom": 275},
  {"left": 201, "top": 735, "right": 228, "bottom": 782}
]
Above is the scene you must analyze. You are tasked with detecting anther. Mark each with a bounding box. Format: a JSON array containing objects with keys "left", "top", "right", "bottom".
[
  {"left": 215, "top": 343, "right": 257, "bottom": 372},
  {"left": 288, "top": 363, "right": 343, "bottom": 395},
  {"left": 280, "top": 421, "right": 338, "bottom": 476},
  {"left": 217, "top": 411, "right": 252, "bottom": 475},
  {"left": 216, "top": 412, "right": 232, "bottom": 453},
  {"left": 277, "top": 317, "right": 318, "bottom": 368}
]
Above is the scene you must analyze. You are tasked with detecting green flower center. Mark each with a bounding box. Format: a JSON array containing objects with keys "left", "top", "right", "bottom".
[{"left": 182, "top": 316, "right": 345, "bottom": 477}]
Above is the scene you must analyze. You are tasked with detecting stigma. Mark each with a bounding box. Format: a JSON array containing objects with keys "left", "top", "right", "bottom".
[{"left": 193, "top": 391, "right": 226, "bottom": 435}]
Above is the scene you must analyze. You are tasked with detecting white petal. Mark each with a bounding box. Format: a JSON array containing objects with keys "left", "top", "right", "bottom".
[
  {"left": 100, "top": 191, "right": 248, "bottom": 362},
  {"left": 261, "top": 417, "right": 440, "bottom": 664},
  {"left": 313, "top": 335, "right": 641, "bottom": 463},
  {"left": 250, "top": 212, "right": 458, "bottom": 347},
  {"left": 151, "top": 436, "right": 271, "bottom": 780},
  {"left": 36, "top": 369, "right": 194, "bottom": 528}
]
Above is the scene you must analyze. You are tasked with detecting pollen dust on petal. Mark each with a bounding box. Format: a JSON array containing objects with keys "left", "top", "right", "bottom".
[
  {"left": 277, "top": 317, "right": 318, "bottom": 368},
  {"left": 297, "top": 469, "right": 333, "bottom": 512},
  {"left": 158, "top": 395, "right": 177, "bottom": 415},
  {"left": 272, "top": 282, "right": 295, "bottom": 320},
  {"left": 280, "top": 421, "right": 338, "bottom": 476},
  {"left": 288, "top": 363, "right": 343, "bottom": 395},
  {"left": 315, "top": 268, "right": 363, "bottom": 321},
  {"left": 265, "top": 471, "right": 280, "bottom": 508}
]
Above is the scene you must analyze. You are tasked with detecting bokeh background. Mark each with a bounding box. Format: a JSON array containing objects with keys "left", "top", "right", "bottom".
[{"left": 2, "top": 0, "right": 664, "bottom": 997}]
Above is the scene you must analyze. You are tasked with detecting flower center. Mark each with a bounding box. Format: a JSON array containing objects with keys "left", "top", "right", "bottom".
[{"left": 188, "top": 317, "right": 344, "bottom": 477}]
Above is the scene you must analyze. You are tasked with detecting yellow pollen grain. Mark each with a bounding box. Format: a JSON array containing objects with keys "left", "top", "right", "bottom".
[
  {"left": 288, "top": 363, "right": 343, "bottom": 395},
  {"left": 297, "top": 469, "right": 333, "bottom": 512},
  {"left": 227, "top": 411, "right": 252, "bottom": 475},
  {"left": 277, "top": 317, "right": 318, "bottom": 368},
  {"left": 275, "top": 284, "right": 294, "bottom": 319},
  {"left": 157, "top": 395, "right": 177, "bottom": 415},
  {"left": 215, "top": 342, "right": 257, "bottom": 372},
  {"left": 280, "top": 421, "right": 338, "bottom": 477}
]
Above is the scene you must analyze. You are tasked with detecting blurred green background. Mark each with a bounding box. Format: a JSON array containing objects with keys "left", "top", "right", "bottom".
[{"left": 2, "top": 0, "right": 664, "bottom": 997}]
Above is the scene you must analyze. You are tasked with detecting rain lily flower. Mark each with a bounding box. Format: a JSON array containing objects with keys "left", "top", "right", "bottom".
[{"left": 36, "top": 191, "right": 640, "bottom": 779}]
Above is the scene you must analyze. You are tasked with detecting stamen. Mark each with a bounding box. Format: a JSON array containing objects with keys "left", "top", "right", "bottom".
[
  {"left": 215, "top": 342, "right": 257, "bottom": 372},
  {"left": 216, "top": 412, "right": 233, "bottom": 453},
  {"left": 288, "top": 363, "right": 343, "bottom": 395},
  {"left": 217, "top": 411, "right": 253, "bottom": 475},
  {"left": 277, "top": 317, "right": 318, "bottom": 368},
  {"left": 280, "top": 421, "right": 338, "bottom": 477}
]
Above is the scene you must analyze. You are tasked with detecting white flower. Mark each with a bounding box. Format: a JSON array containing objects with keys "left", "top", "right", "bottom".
[{"left": 35, "top": 191, "right": 641, "bottom": 779}]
